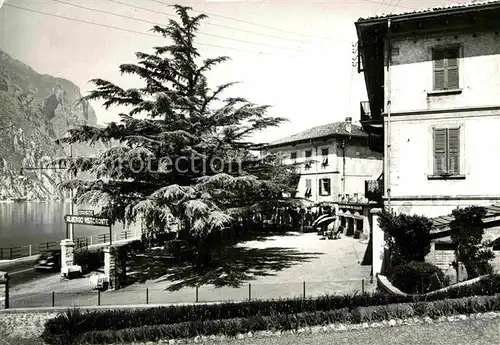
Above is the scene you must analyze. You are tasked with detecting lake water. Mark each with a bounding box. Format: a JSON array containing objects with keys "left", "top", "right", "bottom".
[{"left": 0, "top": 202, "right": 140, "bottom": 249}]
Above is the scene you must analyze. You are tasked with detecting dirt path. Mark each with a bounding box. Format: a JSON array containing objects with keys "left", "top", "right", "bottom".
[{"left": 9, "top": 234, "right": 373, "bottom": 308}]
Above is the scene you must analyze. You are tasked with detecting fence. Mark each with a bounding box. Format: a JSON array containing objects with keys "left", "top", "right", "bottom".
[
  {"left": 0, "top": 241, "right": 57, "bottom": 260},
  {"left": 0, "top": 230, "right": 139, "bottom": 261},
  {"left": 6, "top": 279, "right": 370, "bottom": 309}
]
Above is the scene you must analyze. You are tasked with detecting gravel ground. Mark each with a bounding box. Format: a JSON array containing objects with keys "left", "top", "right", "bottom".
[{"left": 9, "top": 234, "right": 373, "bottom": 308}]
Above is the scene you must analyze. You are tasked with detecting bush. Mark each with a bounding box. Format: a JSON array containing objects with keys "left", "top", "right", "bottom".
[
  {"left": 74, "top": 248, "right": 104, "bottom": 274},
  {"left": 391, "top": 261, "right": 449, "bottom": 294},
  {"left": 45, "top": 294, "right": 500, "bottom": 344},
  {"left": 42, "top": 274, "right": 500, "bottom": 344},
  {"left": 377, "top": 210, "right": 432, "bottom": 269}
]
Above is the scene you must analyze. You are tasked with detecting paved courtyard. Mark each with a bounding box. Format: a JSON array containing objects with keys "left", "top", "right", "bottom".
[{"left": 8, "top": 233, "right": 373, "bottom": 308}]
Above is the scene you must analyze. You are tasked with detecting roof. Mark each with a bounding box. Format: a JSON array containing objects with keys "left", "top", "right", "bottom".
[
  {"left": 267, "top": 121, "right": 367, "bottom": 148},
  {"left": 358, "top": 0, "right": 500, "bottom": 23},
  {"left": 431, "top": 203, "right": 500, "bottom": 234}
]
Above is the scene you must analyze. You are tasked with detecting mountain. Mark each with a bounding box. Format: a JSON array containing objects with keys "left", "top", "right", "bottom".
[{"left": 0, "top": 49, "right": 104, "bottom": 201}]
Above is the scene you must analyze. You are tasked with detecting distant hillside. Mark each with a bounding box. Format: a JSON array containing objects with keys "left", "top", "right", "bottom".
[{"left": 0, "top": 49, "right": 105, "bottom": 201}]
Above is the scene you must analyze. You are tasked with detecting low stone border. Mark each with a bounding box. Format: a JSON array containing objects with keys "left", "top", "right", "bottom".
[
  {"left": 376, "top": 273, "right": 491, "bottom": 297},
  {"left": 3, "top": 310, "right": 499, "bottom": 343},
  {"left": 127, "top": 311, "right": 500, "bottom": 345}
]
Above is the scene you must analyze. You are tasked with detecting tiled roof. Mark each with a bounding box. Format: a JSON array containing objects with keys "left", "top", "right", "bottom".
[
  {"left": 358, "top": 0, "right": 500, "bottom": 22},
  {"left": 267, "top": 121, "right": 367, "bottom": 147},
  {"left": 431, "top": 203, "right": 500, "bottom": 234}
]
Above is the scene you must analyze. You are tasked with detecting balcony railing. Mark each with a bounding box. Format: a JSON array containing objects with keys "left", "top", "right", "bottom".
[{"left": 365, "top": 179, "right": 383, "bottom": 203}]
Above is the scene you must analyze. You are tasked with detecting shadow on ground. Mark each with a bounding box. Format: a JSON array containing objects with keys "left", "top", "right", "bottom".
[
  {"left": 128, "top": 246, "right": 323, "bottom": 291},
  {"left": 235, "top": 230, "right": 301, "bottom": 243}
]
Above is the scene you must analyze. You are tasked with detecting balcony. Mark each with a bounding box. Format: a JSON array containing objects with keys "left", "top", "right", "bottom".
[{"left": 365, "top": 179, "right": 383, "bottom": 203}]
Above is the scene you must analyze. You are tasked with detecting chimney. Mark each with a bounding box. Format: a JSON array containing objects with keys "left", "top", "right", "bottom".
[{"left": 345, "top": 117, "right": 352, "bottom": 133}]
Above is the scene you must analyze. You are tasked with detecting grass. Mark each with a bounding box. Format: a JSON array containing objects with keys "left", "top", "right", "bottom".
[
  {"left": 41, "top": 294, "right": 500, "bottom": 344},
  {"left": 220, "top": 317, "right": 500, "bottom": 345}
]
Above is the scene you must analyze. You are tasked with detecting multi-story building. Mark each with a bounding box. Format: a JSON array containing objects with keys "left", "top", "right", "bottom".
[
  {"left": 356, "top": 0, "right": 500, "bottom": 217},
  {"left": 356, "top": 0, "right": 500, "bottom": 275},
  {"left": 265, "top": 117, "right": 383, "bottom": 204}
]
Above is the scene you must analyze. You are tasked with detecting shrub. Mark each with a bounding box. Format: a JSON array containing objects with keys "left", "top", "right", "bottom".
[
  {"left": 42, "top": 273, "right": 500, "bottom": 344},
  {"left": 450, "top": 206, "right": 495, "bottom": 279},
  {"left": 74, "top": 248, "right": 104, "bottom": 274},
  {"left": 391, "top": 261, "right": 449, "bottom": 294},
  {"left": 377, "top": 210, "right": 432, "bottom": 271},
  {"left": 46, "top": 294, "right": 500, "bottom": 344}
]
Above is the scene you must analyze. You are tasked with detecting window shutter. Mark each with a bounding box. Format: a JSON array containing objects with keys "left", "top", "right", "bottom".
[
  {"left": 324, "top": 179, "right": 331, "bottom": 195},
  {"left": 433, "top": 49, "right": 445, "bottom": 90},
  {"left": 434, "top": 128, "right": 447, "bottom": 175},
  {"left": 447, "top": 128, "right": 460, "bottom": 175},
  {"left": 446, "top": 48, "right": 459, "bottom": 89},
  {"left": 318, "top": 179, "right": 323, "bottom": 195}
]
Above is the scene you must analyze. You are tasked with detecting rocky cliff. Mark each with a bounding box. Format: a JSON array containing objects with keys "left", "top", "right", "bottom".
[{"left": 0, "top": 49, "right": 103, "bottom": 201}]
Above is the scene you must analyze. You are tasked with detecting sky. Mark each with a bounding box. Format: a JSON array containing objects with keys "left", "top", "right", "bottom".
[{"left": 0, "top": 0, "right": 465, "bottom": 144}]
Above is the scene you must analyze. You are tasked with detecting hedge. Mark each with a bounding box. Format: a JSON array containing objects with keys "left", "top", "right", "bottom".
[
  {"left": 42, "top": 273, "right": 500, "bottom": 340},
  {"left": 391, "top": 261, "right": 449, "bottom": 294},
  {"left": 44, "top": 294, "right": 500, "bottom": 345}
]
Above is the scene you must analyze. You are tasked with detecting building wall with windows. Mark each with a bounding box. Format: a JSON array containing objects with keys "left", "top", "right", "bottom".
[
  {"left": 386, "top": 32, "right": 500, "bottom": 113},
  {"left": 384, "top": 30, "right": 500, "bottom": 217},
  {"left": 269, "top": 136, "right": 382, "bottom": 203}
]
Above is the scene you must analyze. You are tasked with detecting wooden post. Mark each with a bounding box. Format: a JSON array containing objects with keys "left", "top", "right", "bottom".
[
  {"left": 303, "top": 281, "right": 306, "bottom": 299},
  {"left": 98, "top": 290, "right": 101, "bottom": 306},
  {"left": 195, "top": 285, "right": 199, "bottom": 303},
  {"left": 248, "top": 283, "right": 252, "bottom": 301},
  {"left": 52, "top": 291, "right": 55, "bottom": 307},
  {"left": 362, "top": 279, "right": 365, "bottom": 294},
  {"left": 29, "top": 245, "right": 32, "bottom": 257},
  {"left": 146, "top": 288, "right": 149, "bottom": 304}
]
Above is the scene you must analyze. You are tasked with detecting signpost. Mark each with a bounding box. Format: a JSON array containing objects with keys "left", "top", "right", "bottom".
[{"left": 64, "top": 215, "right": 113, "bottom": 245}]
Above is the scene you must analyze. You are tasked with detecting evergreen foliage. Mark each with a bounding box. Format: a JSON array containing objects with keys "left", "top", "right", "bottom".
[
  {"left": 450, "top": 206, "right": 494, "bottom": 278},
  {"left": 377, "top": 209, "right": 433, "bottom": 270},
  {"left": 56, "top": 5, "right": 301, "bottom": 240}
]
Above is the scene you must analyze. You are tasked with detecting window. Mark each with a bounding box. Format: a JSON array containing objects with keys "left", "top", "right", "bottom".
[
  {"left": 318, "top": 178, "right": 331, "bottom": 196},
  {"left": 433, "top": 47, "right": 459, "bottom": 91},
  {"left": 433, "top": 127, "right": 460, "bottom": 176},
  {"left": 290, "top": 151, "right": 297, "bottom": 161},
  {"left": 305, "top": 150, "right": 312, "bottom": 170},
  {"left": 305, "top": 179, "right": 312, "bottom": 198},
  {"left": 321, "top": 148, "right": 329, "bottom": 167}
]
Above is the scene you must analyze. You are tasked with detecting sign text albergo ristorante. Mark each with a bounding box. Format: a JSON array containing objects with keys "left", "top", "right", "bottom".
[{"left": 64, "top": 215, "right": 110, "bottom": 227}]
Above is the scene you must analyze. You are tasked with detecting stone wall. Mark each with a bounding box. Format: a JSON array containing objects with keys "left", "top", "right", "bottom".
[
  {"left": 0, "top": 311, "right": 57, "bottom": 339},
  {"left": 104, "top": 245, "right": 128, "bottom": 290},
  {"left": 0, "top": 271, "right": 8, "bottom": 309}
]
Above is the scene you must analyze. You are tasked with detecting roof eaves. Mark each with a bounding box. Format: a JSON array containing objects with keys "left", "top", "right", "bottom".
[
  {"left": 266, "top": 132, "right": 367, "bottom": 149},
  {"left": 357, "top": 0, "right": 500, "bottom": 24}
]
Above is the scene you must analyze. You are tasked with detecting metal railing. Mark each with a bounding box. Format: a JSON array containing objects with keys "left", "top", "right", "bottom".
[
  {"left": 0, "top": 230, "right": 139, "bottom": 261},
  {"left": 0, "top": 241, "right": 57, "bottom": 260},
  {"left": 6, "top": 279, "right": 372, "bottom": 309}
]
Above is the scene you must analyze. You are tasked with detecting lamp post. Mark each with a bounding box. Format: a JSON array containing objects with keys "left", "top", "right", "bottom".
[{"left": 20, "top": 141, "right": 75, "bottom": 241}]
